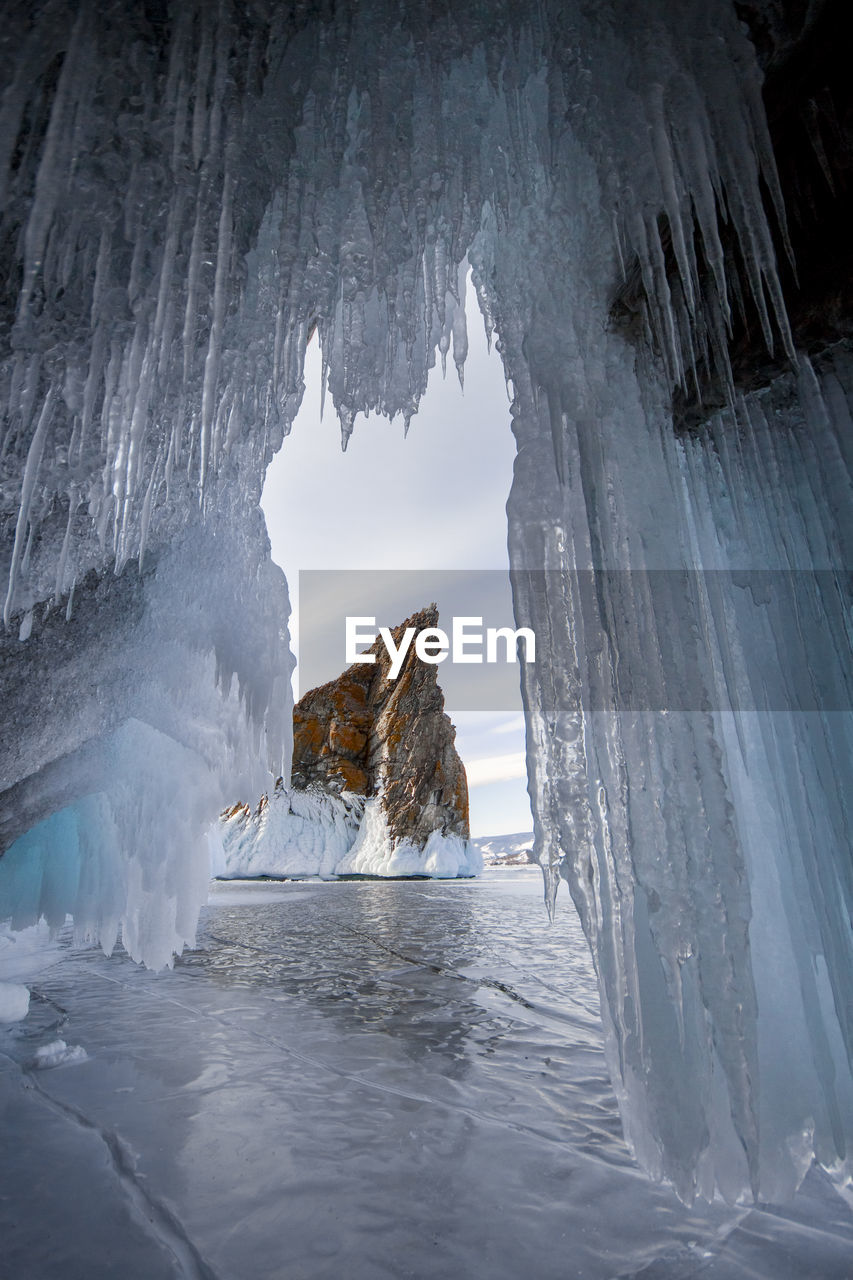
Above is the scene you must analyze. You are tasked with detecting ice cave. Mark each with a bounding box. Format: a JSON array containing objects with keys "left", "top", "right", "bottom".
[{"left": 1, "top": 0, "right": 852, "bottom": 1273}]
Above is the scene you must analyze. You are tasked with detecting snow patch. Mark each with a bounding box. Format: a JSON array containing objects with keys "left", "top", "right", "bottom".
[
  {"left": 336, "top": 799, "right": 481, "bottom": 879},
  {"left": 32, "top": 1039, "right": 88, "bottom": 1070},
  {"left": 0, "top": 983, "right": 30, "bottom": 1022},
  {"left": 0, "top": 919, "right": 63, "bottom": 984}
]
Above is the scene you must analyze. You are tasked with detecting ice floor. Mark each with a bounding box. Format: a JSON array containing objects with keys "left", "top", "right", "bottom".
[{"left": 2, "top": 870, "right": 852, "bottom": 1279}]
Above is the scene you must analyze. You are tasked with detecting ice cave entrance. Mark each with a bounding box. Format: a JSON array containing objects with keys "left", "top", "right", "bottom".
[{"left": 260, "top": 285, "right": 533, "bottom": 840}]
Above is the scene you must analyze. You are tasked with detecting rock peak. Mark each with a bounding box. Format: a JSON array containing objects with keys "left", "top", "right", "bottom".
[{"left": 292, "top": 605, "right": 468, "bottom": 847}]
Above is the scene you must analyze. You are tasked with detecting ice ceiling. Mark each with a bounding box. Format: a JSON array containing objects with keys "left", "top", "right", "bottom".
[{"left": 1, "top": 0, "right": 851, "bottom": 1205}]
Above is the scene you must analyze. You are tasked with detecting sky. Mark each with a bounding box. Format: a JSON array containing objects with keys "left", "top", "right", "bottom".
[{"left": 260, "top": 285, "right": 533, "bottom": 837}]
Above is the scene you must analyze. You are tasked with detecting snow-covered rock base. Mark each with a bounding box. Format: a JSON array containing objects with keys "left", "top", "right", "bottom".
[
  {"left": 214, "top": 792, "right": 481, "bottom": 881},
  {"left": 212, "top": 789, "right": 363, "bottom": 880},
  {"left": 336, "top": 800, "right": 481, "bottom": 878}
]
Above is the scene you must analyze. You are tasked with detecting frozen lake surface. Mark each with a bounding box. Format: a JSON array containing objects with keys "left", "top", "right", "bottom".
[{"left": 2, "top": 869, "right": 852, "bottom": 1279}]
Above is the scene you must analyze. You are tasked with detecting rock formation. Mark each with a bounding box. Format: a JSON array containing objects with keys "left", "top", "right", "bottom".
[{"left": 292, "top": 605, "right": 469, "bottom": 847}]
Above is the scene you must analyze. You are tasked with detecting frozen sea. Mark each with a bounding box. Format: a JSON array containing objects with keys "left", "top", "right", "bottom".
[{"left": 2, "top": 868, "right": 852, "bottom": 1280}]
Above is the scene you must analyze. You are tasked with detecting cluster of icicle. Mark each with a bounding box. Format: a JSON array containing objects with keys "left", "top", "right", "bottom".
[
  {"left": 1, "top": 0, "right": 790, "bottom": 621},
  {"left": 1, "top": 0, "right": 850, "bottom": 1202}
]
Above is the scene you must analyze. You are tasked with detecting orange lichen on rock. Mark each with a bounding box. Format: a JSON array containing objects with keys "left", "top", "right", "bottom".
[
  {"left": 333, "top": 760, "right": 371, "bottom": 792},
  {"left": 329, "top": 722, "right": 368, "bottom": 755}
]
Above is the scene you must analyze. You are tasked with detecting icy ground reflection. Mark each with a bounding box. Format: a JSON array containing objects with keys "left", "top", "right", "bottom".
[{"left": 2, "top": 870, "right": 852, "bottom": 1279}]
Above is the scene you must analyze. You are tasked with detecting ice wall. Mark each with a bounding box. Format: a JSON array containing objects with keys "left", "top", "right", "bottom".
[
  {"left": 0, "top": 0, "right": 850, "bottom": 1200},
  {"left": 0, "top": 513, "right": 292, "bottom": 964},
  {"left": 496, "top": 280, "right": 853, "bottom": 1200},
  {"left": 462, "top": 5, "right": 853, "bottom": 1202}
]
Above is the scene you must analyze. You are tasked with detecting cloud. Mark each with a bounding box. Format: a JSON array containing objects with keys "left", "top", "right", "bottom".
[
  {"left": 465, "top": 751, "right": 527, "bottom": 787},
  {"left": 492, "top": 714, "right": 526, "bottom": 735}
]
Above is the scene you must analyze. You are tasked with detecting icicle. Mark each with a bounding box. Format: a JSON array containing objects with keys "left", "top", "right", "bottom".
[
  {"left": 683, "top": 112, "right": 731, "bottom": 331},
  {"left": 4, "top": 389, "right": 55, "bottom": 628},
  {"left": 0, "top": 27, "right": 41, "bottom": 211},
  {"left": 182, "top": 198, "right": 204, "bottom": 388},
  {"left": 339, "top": 405, "right": 355, "bottom": 451},
  {"left": 53, "top": 486, "right": 77, "bottom": 606},
  {"left": 137, "top": 457, "right": 159, "bottom": 572},
  {"left": 199, "top": 170, "right": 232, "bottom": 500},
  {"left": 611, "top": 210, "right": 627, "bottom": 283},
  {"left": 17, "top": 6, "right": 89, "bottom": 324},
  {"left": 647, "top": 83, "right": 696, "bottom": 317},
  {"left": 2, "top": 354, "right": 40, "bottom": 463},
  {"left": 206, "top": 5, "right": 231, "bottom": 164},
  {"left": 77, "top": 325, "right": 107, "bottom": 464},
  {"left": 191, "top": 12, "right": 214, "bottom": 170},
  {"left": 451, "top": 263, "right": 468, "bottom": 386},
  {"left": 152, "top": 191, "right": 185, "bottom": 356}
]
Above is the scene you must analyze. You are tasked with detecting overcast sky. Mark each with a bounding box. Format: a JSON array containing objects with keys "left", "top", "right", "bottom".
[{"left": 261, "top": 285, "right": 533, "bottom": 837}]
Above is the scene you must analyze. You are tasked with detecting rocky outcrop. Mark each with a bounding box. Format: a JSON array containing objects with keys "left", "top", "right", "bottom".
[
  {"left": 292, "top": 667, "right": 374, "bottom": 796},
  {"left": 292, "top": 605, "right": 469, "bottom": 847}
]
